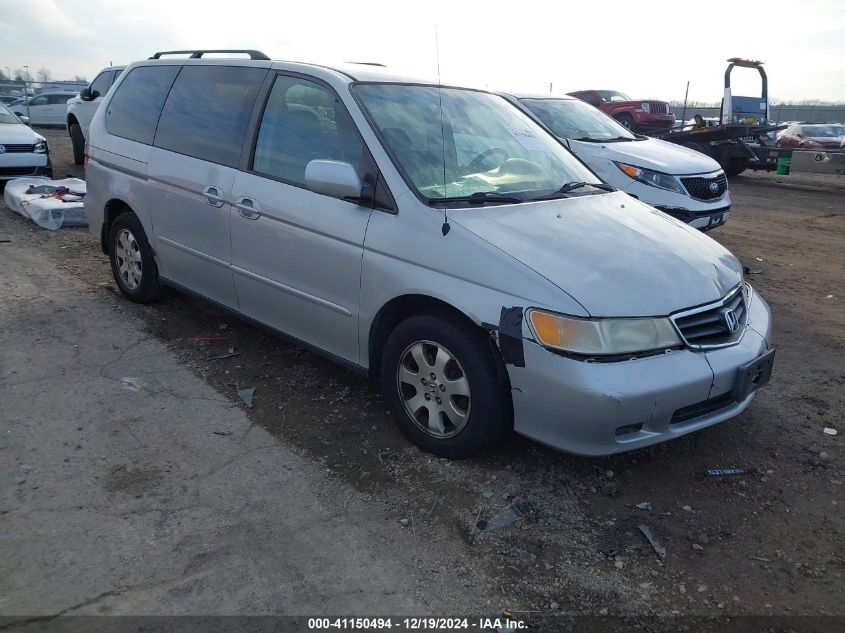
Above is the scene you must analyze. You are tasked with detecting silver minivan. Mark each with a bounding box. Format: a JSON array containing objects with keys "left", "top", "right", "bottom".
[{"left": 86, "top": 50, "right": 775, "bottom": 458}]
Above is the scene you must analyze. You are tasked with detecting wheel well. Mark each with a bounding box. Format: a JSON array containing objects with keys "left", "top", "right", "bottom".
[
  {"left": 101, "top": 199, "right": 133, "bottom": 254},
  {"left": 368, "top": 295, "right": 482, "bottom": 376},
  {"left": 67, "top": 114, "right": 78, "bottom": 128}
]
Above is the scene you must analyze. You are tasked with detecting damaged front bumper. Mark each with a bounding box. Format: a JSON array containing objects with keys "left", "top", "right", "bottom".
[{"left": 506, "top": 290, "right": 772, "bottom": 456}]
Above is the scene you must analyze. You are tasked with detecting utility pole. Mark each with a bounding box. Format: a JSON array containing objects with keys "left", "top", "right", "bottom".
[
  {"left": 680, "top": 80, "right": 690, "bottom": 129},
  {"left": 23, "top": 65, "right": 31, "bottom": 121}
]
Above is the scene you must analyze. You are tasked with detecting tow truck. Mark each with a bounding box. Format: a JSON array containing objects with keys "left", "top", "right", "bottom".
[{"left": 660, "top": 58, "right": 843, "bottom": 177}]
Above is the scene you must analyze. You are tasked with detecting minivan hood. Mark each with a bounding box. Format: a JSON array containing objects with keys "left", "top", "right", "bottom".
[
  {"left": 570, "top": 136, "right": 722, "bottom": 176},
  {"left": 0, "top": 123, "right": 40, "bottom": 144},
  {"left": 453, "top": 191, "right": 742, "bottom": 317}
]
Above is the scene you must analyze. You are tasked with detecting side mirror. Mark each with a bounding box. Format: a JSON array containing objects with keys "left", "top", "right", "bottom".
[
  {"left": 305, "top": 159, "right": 371, "bottom": 202},
  {"left": 80, "top": 87, "right": 97, "bottom": 101},
  {"left": 18, "top": 115, "right": 29, "bottom": 124}
]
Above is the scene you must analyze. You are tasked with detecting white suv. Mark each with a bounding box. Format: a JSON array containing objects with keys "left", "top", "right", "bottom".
[{"left": 66, "top": 65, "right": 125, "bottom": 164}]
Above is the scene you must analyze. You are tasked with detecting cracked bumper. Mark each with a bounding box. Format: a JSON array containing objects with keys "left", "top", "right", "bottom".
[{"left": 507, "top": 289, "right": 772, "bottom": 456}]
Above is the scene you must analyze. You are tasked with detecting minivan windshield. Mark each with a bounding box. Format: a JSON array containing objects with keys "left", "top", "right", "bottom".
[
  {"left": 520, "top": 98, "right": 637, "bottom": 142},
  {"left": 0, "top": 103, "right": 20, "bottom": 124},
  {"left": 354, "top": 84, "right": 601, "bottom": 203}
]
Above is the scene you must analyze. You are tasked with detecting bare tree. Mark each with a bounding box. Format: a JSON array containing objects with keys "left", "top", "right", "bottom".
[
  {"left": 73, "top": 74, "right": 88, "bottom": 83},
  {"left": 13, "top": 68, "right": 25, "bottom": 82},
  {"left": 0, "top": 69, "right": 6, "bottom": 81},
  {"left": 36, "top": 67, "right": 52, "bottom": 83}
]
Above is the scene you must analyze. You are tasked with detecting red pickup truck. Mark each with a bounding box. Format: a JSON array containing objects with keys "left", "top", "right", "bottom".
[{"left": 567, "top": 90, "right": 674, "bottom": 135}]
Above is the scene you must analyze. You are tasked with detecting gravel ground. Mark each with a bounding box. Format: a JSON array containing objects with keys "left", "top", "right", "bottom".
[{"left": 2, "top": 128, "right": 843, "bottom": 626}]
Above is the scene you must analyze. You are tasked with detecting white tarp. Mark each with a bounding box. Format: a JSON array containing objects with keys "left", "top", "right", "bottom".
[{"left": 4, "top": 177, "right": 87, "bottom": 230}]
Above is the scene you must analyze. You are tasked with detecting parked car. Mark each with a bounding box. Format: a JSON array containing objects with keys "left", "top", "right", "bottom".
[
  {"left": 505, "top": 94, "right": 731, "bottom": 230},
  {"left": 0, "top": 96, "right": 19, "bottom": 105},
  {"left": 11, "top": 91, "right": 79, "bottom": 126},
  {"left": 776, "top": 123, "right": 845, "bottom": 149},
  {"left": 66, "top": 65, "right": 126, "bottom": 164},
  {"left": 568, "top": 89, "right": 674, "bottom": 135},
  {"left": 86, "top": 52, "right": 774, "bottom": 458},
  {"left": 0, "top": 103, "right": 51, "bottom": 184}
]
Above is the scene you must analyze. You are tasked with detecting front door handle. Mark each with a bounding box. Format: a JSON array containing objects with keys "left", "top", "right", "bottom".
[
  {"left": 202, "top": 185, "right": 225, "bottom": 207},
  {"left": 235, "top": 197, "right": 261, "bottom": 220}
]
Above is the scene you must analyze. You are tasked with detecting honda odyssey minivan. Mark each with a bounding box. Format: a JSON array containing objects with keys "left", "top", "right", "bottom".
[{"left": 85, "top": 50, "right": 775, "bottom": 458}]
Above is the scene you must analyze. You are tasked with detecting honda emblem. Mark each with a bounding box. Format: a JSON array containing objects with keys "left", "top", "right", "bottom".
[{"left": 723, "top": 309, "right": 739, "bottom": 333}]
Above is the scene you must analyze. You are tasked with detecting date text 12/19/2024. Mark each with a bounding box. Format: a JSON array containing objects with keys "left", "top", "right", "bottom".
[{"left": 307, "top": 617, "right": 527, "bottom": 630}]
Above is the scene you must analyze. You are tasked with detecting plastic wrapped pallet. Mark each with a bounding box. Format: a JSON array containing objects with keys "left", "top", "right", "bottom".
[{"left": 3, "top": 177, "right": 87, "bottom": 230}]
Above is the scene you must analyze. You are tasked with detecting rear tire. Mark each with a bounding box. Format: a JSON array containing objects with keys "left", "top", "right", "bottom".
[
  {"left": 108, "top": 212, "right": 160, "bottom": 303},
  {"left": 69, "top": 123, "right": 85, "bottom": 166},
  {"left": 380, "top": 312, "right": 512, "bottom": 458}
]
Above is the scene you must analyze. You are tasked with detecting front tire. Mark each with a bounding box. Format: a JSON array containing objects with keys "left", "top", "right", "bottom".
[
  {"left": 616, "top": 113, "right": 636, "bottom": 132},
  {"left": 381, "top": 312, "right": 512, "bottom": 458},
  {"left": 108, "top": 213, "right": 160, "bottom": 303},
  {"left": 69, "top": 123, "right": 85, "bottom": 165}
]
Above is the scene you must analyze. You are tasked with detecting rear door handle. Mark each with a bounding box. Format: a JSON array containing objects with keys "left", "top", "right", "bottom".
[
  {"left": 235, "top": 197, "right": 261, "bottom": 220},
  {"left": 202, "top": 185, "right": 225, "bottom": 207}
]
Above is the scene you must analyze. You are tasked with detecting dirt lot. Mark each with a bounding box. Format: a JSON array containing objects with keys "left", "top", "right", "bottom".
[{"left": 3, "top": 129, "right": 844, "bottom": 626}]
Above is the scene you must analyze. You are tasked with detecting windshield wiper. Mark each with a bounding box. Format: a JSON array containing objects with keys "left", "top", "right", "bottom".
[
  {"left": 427, "top": 191, "right": 523, "bottom": 206},
  {"left": 573, "top": 136, "right": 633, "bottom": 143},
  {"left": 530, "top": 181, "right": 615, "bottom": 201}
]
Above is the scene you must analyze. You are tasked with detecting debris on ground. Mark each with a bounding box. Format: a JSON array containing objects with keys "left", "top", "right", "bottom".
[
  {"left": 704, "top": 467, "right": 749, "bottom": 477},
  {"left": 398, "top": 518, "right": 409, "bottom": 527},
  {"left": 823, "top": 427, "right": 838, "bottom": 436},
  {"left": 636, "top": 502, "right": 653, "bottom": 511},
  {"left": 825, "top": 295, "right": 834, "bottom": 299},
  {"left": 212, "top": 431, "right": 232, "bottom": 437},
  {"left": 755, "top": 257, "right": 763, "bottom": 261},
  {"left": 238, "top": 387, "right": 255, "bottom": 409},
  {"left": 743, "top": 266, "right": 763, "bottom": 275},
  {"left": 454, "top": 519, "right": 474, "bottom": 545},
  {"left": 479, "top": 504, "right": 523, "bottom": 532},
  {"left": 639, "top": 524, "right": 666, "bottom": 559},
  {"left": 599, "top": 540, "right": 620, "bottom": 557},
  {"left": 4, "top": 177, "right": 87, "bottom": 229},
  {"left": 207, "top": 348, "right": 239, "bottom": 361}
]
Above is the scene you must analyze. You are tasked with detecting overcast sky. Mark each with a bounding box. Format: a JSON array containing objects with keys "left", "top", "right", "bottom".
[{"left": 1, "top": 0, "right": 843, "bottom": 102}]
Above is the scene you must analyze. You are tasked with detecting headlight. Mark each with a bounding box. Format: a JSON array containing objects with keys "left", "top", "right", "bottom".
[
  {"left": 615, "top": 162, "right": 684, "bottom": 194},
  {"left": 34, "top": 139, "right": 48, "bottom": 154},
  {"left": 528, "top": 309, "right": 681, "bottom": 356},
  {"left": 641, "top": 102, "right": 651, "bottom": 113}
]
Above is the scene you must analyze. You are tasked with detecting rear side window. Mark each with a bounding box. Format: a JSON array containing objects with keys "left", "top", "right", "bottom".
[
  {"left": 106, "top": 65, "right": 179, "bottom": 145},
  {"left": 154, "top": 65, "right": 267, "bottom": 167},
  {"left": 252, "top": 75, "right": 367, "bottom": 187}
]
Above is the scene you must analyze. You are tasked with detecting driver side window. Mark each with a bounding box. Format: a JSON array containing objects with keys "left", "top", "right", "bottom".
[
  {"left": 580, "top": 93, "right": 601, "bottom": 107},
  {"left": 89, "top": 71, "right": 111, "bottom": 98},
  {"left": 30, "top": 96, "right": 47, "bottom": 106}
]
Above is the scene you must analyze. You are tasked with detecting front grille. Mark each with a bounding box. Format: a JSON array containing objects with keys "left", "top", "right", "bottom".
[
  {"left": 681, "top": 172, "right": 728, "bottom": 200},
  {"left": 0, "top": 166, "right": 38, "bottom": 176},
  {"left": 648, "top": 102, "right": 669, "bottom": 114},
  {"left": 672, "top": 286, "right": 747, "bottom": 348},
  {"left": 671, "top": 392, "right": 735, "bottom": 424},
  {"left": 0, "top": 143, "right": 35, "bottom": 153}
]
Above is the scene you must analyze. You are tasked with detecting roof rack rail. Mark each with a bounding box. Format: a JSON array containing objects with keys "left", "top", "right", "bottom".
[{"left": 149, "top": 49, "right": 270, "bottom": 60}]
